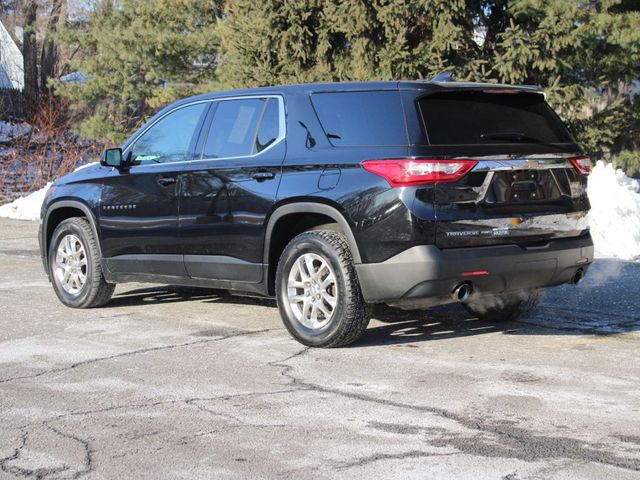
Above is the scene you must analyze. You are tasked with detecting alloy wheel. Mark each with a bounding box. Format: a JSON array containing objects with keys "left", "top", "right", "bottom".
[
  {"left": 54, "top": 234, "right": 88, "bottom": 296},
  {"left": 287, "top": 252, "right": 338, "bottom": 329}
]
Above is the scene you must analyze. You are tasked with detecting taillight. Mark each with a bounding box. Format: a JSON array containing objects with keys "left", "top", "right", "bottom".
[
  {"left": 361, "top": 158, "right": 478, "bottom": 187},
  {"left": 569, "top": 156, "right": 592, "bottom": 176}
]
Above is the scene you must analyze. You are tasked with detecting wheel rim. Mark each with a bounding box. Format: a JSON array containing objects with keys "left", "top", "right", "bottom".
[
  {"left": 54, "top": 234, "right": 88, "bottom": 296},
  {"left": 287, "top": 252, "right": 338, "bottom": 329}
]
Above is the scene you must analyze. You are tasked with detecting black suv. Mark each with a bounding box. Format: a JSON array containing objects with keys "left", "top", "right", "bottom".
[{"left": 39, "top": 80, "right": 593, "bottom": 347}]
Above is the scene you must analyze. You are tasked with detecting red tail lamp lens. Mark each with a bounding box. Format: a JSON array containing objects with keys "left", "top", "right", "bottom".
[
  {"left": 361, "top": 159, "right": 478, "bottom": 187},
  {"left": 569, "top": 156, "right": 592, "bottom": 175}
]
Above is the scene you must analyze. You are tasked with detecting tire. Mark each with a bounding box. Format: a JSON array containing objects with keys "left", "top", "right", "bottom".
[
  {"left": 48, "top": 217, "right": 115, "bottom": 308},
  {"left": 275, "top": 230, "right": 371, "bottom": 348},
  {"left": 464, "top": 289, "right": 541, "bottom": 322}
]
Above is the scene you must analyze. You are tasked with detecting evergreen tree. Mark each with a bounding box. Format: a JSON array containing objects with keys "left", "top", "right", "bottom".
[
  {"left": 216, "top": 0, "right": 640, "bottom": 170},
  {"left": 57, "top": 0, "right": 223, "bottom": 143},
  {"left": 216, "top": 0, "right": 479, "bottom": 87},
  {"left": 465, "top": 0, "right": 640, "bottom": 170}
]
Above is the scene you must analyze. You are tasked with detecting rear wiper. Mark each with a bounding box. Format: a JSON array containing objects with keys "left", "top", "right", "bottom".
[
  {"left": 481, "top": 130, "right": 554, "bottom": 143},
  {"left": 480, "top": 130, "right": 572, "bottom": 151}
]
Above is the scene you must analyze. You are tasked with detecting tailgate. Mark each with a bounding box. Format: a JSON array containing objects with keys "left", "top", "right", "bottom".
[
  {"left": 434, "top": 156, "right": 590, "bottom": 248},
  {"left": 413, "top": 88, "right": 591, "bottom": 248}
]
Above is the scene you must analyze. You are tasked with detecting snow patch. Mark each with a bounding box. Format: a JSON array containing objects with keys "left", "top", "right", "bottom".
[
  {"left": 0, "top": 182, "right": 51, "bottom": 220},
  {"left": 73, "top": 161, "right": 98, "bottom": 172},
  {"left": 587, "top": 161, "right": 640, "bottom": 261},
  {"left": 0, "top": 162, "right": 98, "bottom": 220},
  {"left": 0, "top": 121, "right": 30, "bottom": 143}
]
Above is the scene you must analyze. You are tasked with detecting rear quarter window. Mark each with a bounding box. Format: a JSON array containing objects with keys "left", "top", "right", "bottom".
[
  {"left": 418, "top": 91, "right": 573, "bottom": 145},
  {"left": 311, "top": 91, "right": 407, "bottom": 146}
]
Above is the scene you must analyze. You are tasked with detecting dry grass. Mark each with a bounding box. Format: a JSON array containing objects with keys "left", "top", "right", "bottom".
[{"left": 0, "top": 96, "right": 102, "bottom": 204}]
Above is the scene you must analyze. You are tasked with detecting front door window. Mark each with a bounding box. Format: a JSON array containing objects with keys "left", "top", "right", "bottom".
[{"left": 130, "top": 102, "right": 208, "bottom": 165}]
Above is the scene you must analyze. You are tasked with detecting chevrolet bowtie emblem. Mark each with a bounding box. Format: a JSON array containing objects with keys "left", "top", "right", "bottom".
[{"left": 525, "top": 159, "right": 540, "bottom": 168}]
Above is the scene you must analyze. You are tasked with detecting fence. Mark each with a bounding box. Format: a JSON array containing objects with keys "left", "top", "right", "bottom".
[{"left": 0, "top": 87, "right": 24, "bottom": 120}]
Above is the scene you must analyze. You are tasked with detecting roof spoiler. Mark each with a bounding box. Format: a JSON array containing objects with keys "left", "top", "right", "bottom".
[
  {"left": 429, "top": 72, "right": 542, "bottom": 91},
  {"left": 430, "top": 71, "right": 454, "bottom": 82}
]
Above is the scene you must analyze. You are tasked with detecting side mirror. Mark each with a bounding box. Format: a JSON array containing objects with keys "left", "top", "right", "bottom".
[{"left": 101, "top": 148, "right": 123, "bottom": 168}]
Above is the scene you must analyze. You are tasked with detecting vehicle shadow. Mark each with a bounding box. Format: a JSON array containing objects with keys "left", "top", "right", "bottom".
[
  {"left": 107, "top": 285, "right": 277, "bottom": 309},
  {"left": 105, "top": 258, "right": 640, "bottom": 347},
  {"left": 361, "top": 303, "right": 508, "bottom": 347},
  {"left": 106, "top": 286, "right": 226, "bottom": 306}
]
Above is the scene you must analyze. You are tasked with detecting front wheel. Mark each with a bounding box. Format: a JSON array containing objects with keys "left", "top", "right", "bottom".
[
  {"left": 49, "top": 217, "right": 115, "bottom": 308},
  {"left": 275, "top": 230, "right": 371, "bottom": 348},
  {"left": 464, "top": 290, "right": 541, "bottom": 322}
]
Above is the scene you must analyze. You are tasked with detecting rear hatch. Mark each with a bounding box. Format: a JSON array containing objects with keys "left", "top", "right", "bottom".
[{"left": 417, "top": 89, "right": 591, "bottom": 249}]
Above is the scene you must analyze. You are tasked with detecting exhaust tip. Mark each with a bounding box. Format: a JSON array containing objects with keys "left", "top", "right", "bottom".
[
  {"left": 572, "top": 268, "right": 585, "bottom": 285},
  {"left": 452, "top": 282, "right": 473, "bottom": 302}
]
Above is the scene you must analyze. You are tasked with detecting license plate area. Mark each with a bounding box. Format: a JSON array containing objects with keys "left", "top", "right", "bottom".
[{"left": 487, "top": 170, "right": 566, "bottom": 204}]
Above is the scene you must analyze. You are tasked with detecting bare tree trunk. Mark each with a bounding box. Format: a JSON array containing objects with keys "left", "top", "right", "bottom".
[
  {"left": 22, "top": 0, "right": 39, "bottom": 120},
  {"left": 40, "top": 0, "right": 65, "bottom": 94}
]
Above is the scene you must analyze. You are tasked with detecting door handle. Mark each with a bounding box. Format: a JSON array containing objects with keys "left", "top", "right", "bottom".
[
  {"left": 157, "top": 176, "right": 177, "bottom": 186},
  {"left": 252, "top": 171, "right": 275, "bottom": 181}
]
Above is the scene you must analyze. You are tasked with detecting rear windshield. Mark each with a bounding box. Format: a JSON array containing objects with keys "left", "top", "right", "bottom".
[
  {"left": 418, "top": 91, "right": 573, "bottom": 145},
  {"left": 311, "top": 91, "right": 407, "bottom": 146}
]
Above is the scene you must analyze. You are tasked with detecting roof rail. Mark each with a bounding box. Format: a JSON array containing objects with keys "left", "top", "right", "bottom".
[{"left": 430, "top": 71, "right": 455, "bottom": 82}]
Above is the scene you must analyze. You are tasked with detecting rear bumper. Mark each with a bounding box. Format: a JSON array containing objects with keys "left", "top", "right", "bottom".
[{"left": 356, "top": 234, "right": 593, "bottom": 306}]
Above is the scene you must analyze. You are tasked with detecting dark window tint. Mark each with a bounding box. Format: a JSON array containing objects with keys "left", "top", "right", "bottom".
[
  {"left": 254, "top": 98, "right": 280, "bottom": 153},
  {"left": 419, "top": 91, "right": 573, "bottom": 145},
  {"left": 311, "top": 91, "right": 407, "bottom": 146},
  {"left": 130, "top": 102, "right": 207, "bottom": 165},
  {"left": 203, "top": 98, "right": 266, "bottom": 158}
]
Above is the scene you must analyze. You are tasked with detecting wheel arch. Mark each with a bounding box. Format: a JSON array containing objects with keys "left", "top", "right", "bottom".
[
  {"left": 263, "top": 202, "right": 361, "bottom": 295},
  {"left": 43, "top": 200, "right": 101, "bottom": 274}
]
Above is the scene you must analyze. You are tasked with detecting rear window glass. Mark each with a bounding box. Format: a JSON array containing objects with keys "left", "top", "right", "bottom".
[
  {"left": 311, "top": 91, "right": 407, "bottom": 146},
  {"left": 418, "top": 91, "right": 573, "bottom": 145}
]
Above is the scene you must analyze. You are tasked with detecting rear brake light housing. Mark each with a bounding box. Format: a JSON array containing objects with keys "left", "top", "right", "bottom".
[
  {"left": 569, "top": 156, "right": 592, "bottom": 176},
  {"left": 361, "top": 158, "right": 478, "bottom": 187}
]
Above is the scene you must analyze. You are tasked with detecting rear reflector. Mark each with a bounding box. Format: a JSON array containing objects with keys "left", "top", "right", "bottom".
[
  {"left": 460, "top": 270, "right": 489, "bottom": 277},
  {"left": 569, "top": 156, "right": 592, "bottom": 176},
  {"left": 361, "top": 158, "right": 478, "bottom": 187}
]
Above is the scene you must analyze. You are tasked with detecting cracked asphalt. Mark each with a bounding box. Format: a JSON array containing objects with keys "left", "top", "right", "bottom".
[{"left": 0, "top": 217, "right": 639, "bottom": 480}]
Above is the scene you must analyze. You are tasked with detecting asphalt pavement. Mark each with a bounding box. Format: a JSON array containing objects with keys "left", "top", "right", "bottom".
[{"left": 0, "top": 217, "right": 639, "bottom": 479}]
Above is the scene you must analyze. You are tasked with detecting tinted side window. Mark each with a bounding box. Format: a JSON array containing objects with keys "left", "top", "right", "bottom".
[
  {"left": 130, "top": 102, "right": 207, "bottom": 165},
  {"left": 310, "top": 91, "right": 407, "bottom": 146},
  {"left": 418, "top": 91, "right": 573, "bottom": 145},
  {"left": 203, "top": 98, "right": 266, "bottom": 158},
  {"left": 254, "top": 98, "right": 280, "bottom": 153}
]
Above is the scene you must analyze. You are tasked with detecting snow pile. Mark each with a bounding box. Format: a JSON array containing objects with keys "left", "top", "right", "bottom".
[
  {"left": 588, "top": 161, "right": 640, "bottom": 261},
  {"left": 0, "top": 183, "right": 51, "bottom": 220},
  {"left": 0, "top": 162, "right": 96, "bottom": 220},
  {"left": 0, "top": 121, "right": 30, "bottom": 143}
]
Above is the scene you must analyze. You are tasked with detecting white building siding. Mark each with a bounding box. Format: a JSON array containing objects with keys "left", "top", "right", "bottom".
[{"left": 0, "top": 21, "right": 24, "bottom": 90}]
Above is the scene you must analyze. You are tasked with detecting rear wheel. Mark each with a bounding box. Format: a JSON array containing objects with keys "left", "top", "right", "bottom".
[
  {"left": 464, "top": 290, "right": 541, "bottom": 322},
  {"left": 275, "top": 230, "right": 370, "bottom": 347},
  {"left": 49, "top": 217, "right": 115, "bottom": 308}
]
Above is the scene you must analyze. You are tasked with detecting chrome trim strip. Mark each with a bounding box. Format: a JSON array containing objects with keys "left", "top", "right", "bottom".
[
  {"left": 470, "top": 155, "right": 577, "bottom": 203},
  {"left": 471, "top": 157, "right": 572, "bottom": 172}
]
